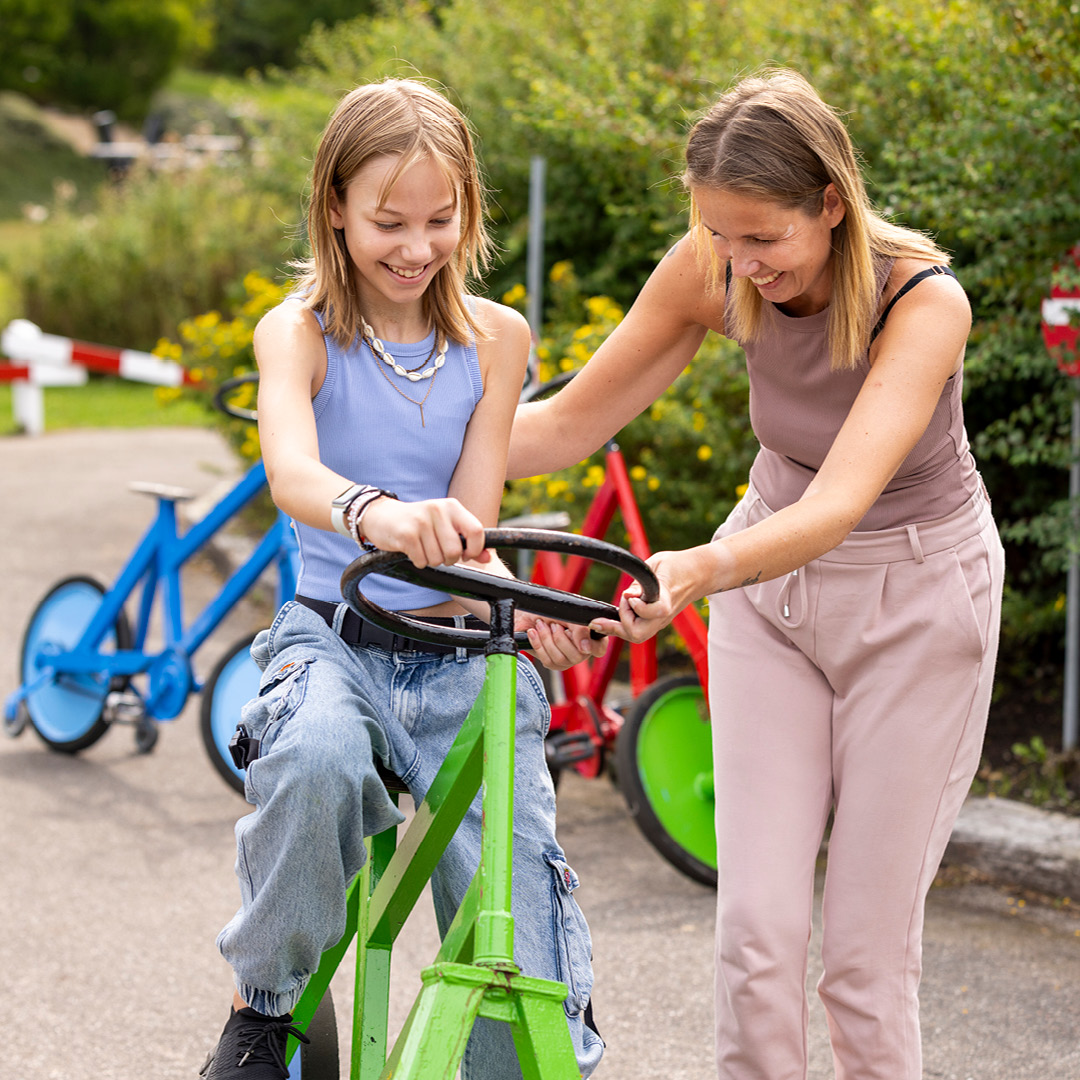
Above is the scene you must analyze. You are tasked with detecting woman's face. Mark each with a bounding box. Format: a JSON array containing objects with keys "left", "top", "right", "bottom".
[
  {"left": 329, "top": 153, "right": 462, "bottom": 315},
  {"left": 692, "top": 184, "right": 845, "bottom": 317}
]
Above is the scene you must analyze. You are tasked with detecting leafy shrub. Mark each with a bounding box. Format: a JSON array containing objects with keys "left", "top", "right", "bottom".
[
  {"left": 14, "top": 166, "right": 297, "bottom": 351},
  {"left": 153, "top": 270, "right": 288, "bottom": 462}
]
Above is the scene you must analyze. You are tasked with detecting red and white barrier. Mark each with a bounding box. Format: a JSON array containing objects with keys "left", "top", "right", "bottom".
[{"left": 0, "top": 319, "right": 200, "bottom": 435}]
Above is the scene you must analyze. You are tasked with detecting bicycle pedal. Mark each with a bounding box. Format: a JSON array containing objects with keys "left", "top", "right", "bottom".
[
  {"left": 545, "top": 731, "right": 597, "bottom": 769},
  {"left": 105, "top": 689, "right": 146, "bottom": 724}
]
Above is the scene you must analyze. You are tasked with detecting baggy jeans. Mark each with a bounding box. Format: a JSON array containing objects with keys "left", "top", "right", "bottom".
[
  {"left": 708, "top": 482, "right": 1004, "bottom": 1080},
  {"left": 215, "top": 600, "right": 603, "bottom": 1080}
]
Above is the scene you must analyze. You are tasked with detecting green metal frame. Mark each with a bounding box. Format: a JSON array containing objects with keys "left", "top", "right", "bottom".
[{"left": 285, "top": 599, "right": 581, "bottom": 1079}]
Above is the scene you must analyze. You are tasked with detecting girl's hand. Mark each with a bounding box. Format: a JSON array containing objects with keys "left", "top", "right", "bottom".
[
  {"left": 588, "top": 550, "right": 685, "bottom": 643},
  {"left": 360, "top": 496, "right": 491, "bottom": 567},
  {"left": 519, "top": 613, "right": 608, "bottom": 672}
]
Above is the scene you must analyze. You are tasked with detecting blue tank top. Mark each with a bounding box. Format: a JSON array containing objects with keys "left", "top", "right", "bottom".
[{"left": 291, "top": 301, "right": 485, "bottom": 610}]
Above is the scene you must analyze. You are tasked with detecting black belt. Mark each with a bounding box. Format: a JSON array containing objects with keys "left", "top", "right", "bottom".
[{"left": 296, "top": 595, "right": 484, "bottom": 655}]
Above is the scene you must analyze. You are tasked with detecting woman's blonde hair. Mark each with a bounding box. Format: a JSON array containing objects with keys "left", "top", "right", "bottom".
[
  {"left": 683, "top": 68, "right": 948, "bottom": 371},
  {"left": 294, "top": 79, "right": 494, "bottom": 349}
]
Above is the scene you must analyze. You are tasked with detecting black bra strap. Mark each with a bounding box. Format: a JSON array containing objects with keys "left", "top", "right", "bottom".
[{"left": 870, "top": 265, "right": 956, "bottom": 342}]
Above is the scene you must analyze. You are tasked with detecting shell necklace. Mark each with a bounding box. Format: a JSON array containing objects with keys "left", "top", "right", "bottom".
[
  {"left": 361, "top": 318, "right": 447, "bottom": 380},
  {"left": 361, "top": 318, "right": 447, "bottom": 427}
]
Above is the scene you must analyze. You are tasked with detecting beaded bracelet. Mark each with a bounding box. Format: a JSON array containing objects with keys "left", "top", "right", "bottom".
[{"left": 346, "top": 487, "right": 397, "bottom": 544}]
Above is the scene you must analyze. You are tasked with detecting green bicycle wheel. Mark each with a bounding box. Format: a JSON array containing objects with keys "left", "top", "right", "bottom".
[{"left": 615, "top": 673, "right": 716, "bottom": 887}]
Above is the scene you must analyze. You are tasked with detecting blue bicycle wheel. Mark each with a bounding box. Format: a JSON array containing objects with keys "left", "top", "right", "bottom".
[
  {"left": 200, "top": 632, "right": 261, "bottom": 795},
  {"left": 20, "top": 575, "right": 131, "bottom": 753}
]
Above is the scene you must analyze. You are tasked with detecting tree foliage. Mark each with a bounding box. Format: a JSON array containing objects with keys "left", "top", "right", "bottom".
[{"left": 0, "top": 0, "right": 205, "bottom": 119}]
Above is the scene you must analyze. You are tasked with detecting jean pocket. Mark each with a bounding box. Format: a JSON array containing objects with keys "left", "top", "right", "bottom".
[
  {"left": 544, "top": 852, "right": 594, "bottom": 1017},
  {"left": 244, "top": 656, "right": 314, "bottom": 749}
]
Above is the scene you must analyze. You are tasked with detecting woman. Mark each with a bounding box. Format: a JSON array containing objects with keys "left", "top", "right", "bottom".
[{"left": 508, "top": 68, "right": 1003, "bottom": 1080}]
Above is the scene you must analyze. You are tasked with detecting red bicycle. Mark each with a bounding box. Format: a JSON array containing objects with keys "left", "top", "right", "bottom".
[{"left": 515, "top": 373, "right": 717, "bottom": 886}]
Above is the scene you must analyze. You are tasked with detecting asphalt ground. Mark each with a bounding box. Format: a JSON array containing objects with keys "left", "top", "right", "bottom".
[{"left": 3, "top": 427, "right": 1080, "bottom": 1079}]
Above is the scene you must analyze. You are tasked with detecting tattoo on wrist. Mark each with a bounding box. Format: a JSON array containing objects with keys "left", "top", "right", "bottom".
[{"left": 719, "top": 570, "right": 763, "bottom": 593}]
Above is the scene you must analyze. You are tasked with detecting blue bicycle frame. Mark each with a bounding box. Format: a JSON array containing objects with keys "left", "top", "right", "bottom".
[{"left": 7, "top": 459, "right": 297, "bottom": 723}]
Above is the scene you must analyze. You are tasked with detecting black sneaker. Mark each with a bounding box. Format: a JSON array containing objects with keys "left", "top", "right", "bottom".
[{"left": 199, "top": 1007, "right": 311, "bottom": 1079}]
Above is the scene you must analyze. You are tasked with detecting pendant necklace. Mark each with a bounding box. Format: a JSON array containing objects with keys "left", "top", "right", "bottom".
[{"left": 361, "top": 318, "right": 447, "bottom": 427}]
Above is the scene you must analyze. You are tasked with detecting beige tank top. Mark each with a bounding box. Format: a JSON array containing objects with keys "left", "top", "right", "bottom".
[{"left": 732, "top": 259, "right": 979, "bottom": 531}]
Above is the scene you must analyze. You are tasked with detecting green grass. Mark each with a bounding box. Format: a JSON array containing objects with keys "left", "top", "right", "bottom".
[{"left": 0, "top": 377, "right": 213, "bottom": 436}]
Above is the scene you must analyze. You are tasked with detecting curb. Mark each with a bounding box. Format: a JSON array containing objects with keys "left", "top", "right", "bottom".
[{"left": 943, "top": 796, "right": 1080, "bottom": 900}]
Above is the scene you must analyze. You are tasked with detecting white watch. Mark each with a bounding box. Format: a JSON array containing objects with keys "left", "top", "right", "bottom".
[{"left": 330, "top": 483, "right": 369, "bottom": 539}]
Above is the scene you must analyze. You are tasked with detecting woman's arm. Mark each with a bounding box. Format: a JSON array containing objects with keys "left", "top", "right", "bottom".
[
  {"left": 445, "top": 298, "right": 605, "bottom": 664},
  {"left": 507, "top": 237, "right": 714, "bottom": 479},
  {"left": 592, "top": 261, "right": 972, "bottom": 640}
]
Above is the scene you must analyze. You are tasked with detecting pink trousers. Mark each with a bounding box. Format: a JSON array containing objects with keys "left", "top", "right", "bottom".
[{"left": 708, "top": 482, "right": 1004, "bottom": 1080}]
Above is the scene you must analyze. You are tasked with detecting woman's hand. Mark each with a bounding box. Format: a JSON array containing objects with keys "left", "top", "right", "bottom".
[
  {"left": 360, "top": 496, "right": 492, "bottom": 567},
  {"left": 588, "top": 549, "right": 695, "bottom": 643},
  {"left": 519, "top": 613, "right": 608, "bottom": 671}
]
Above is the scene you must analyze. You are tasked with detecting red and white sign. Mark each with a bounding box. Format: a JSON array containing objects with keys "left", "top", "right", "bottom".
[{"left": 1043, "top": 244, "right": 1080, "bottom": 376}]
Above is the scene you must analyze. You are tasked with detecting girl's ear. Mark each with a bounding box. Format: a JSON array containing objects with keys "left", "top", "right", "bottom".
[{"left": 328, "top": 188, "right": 345, "bottom": 230}]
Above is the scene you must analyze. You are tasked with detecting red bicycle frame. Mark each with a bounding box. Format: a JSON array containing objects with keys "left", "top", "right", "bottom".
[{"left": 532, "top": 439, "right": 709, "bottom": 778}]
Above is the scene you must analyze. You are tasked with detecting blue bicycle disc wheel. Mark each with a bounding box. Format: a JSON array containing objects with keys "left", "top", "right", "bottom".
[
  {"left": 20, "top": 575, "right": 131, "bottom": 752},
  {"left": 200, "top": 632, "right": 262, "bottom": 795}
]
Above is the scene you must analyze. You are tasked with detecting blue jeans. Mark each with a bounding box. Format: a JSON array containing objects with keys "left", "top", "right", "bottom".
[{"left": 216, "top": 600, "right": 603, "bottom": 1079}]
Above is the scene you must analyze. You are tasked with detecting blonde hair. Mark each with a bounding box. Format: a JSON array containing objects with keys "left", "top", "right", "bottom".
[
  {"left": 294, "top": 79, "right": 494, "bottom": 349},
  {"left": 683, "top": 68, "right": 948, "bottom": 371}
]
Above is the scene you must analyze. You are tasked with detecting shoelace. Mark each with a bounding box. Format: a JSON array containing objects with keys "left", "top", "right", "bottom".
[{"left": 235, "top": 1018, "right": 311, "bottom": 1072}]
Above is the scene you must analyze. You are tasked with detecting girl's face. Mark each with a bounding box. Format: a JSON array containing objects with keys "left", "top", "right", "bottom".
[
  {"left": 329, "top": 153, "right": 462, "bottom": 315},
  {"left": 692, "top": 184, "right": 845, "bottom": 317}
]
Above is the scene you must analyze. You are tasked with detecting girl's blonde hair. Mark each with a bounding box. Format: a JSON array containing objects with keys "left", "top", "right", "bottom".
[
  {"left": 294, "top": 79, "right": 494, "bottom": 348},
  {"left": 683, "top": 68, "right": 948, "bottom": 371}
]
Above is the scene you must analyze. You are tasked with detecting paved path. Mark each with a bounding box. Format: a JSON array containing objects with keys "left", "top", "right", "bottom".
[{"left": 3, "top": 428, "right": 1080, "bottom": 1079}]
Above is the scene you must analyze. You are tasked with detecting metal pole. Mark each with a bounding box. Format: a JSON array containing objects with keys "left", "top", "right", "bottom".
[
  {"left": 1065, "top": 378, "right": 1080, "bottom": 750},
  {"left": 525, "top": 155, "right": 546, "bottom": 341}
]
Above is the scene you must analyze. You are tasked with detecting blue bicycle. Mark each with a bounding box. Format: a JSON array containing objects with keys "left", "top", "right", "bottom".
[{"left": 3, "top": 375, "right": 297, "bottom": 789}]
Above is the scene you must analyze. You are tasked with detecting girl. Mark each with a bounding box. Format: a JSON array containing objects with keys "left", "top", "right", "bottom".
[
  {"left": 200, "top": 79, "right": 604, "bottom": 1080},
  {"left": 509, "top": 68, "right": 1004, "bottom": 1080}
]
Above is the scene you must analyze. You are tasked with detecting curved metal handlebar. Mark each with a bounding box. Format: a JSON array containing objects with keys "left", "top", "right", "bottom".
[
  {"left": 213, "top": 372, "right": 259, "bottom": 422},
  {"left": 340, "top": 528, "right": 660, "bottom": 652}
]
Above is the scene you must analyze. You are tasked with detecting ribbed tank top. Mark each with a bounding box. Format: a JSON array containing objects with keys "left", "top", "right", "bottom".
[
  {"left": 731, "top": 260, "right": 978, "bottom": 530},
  {"left": 291, "top": 300, "right": 484, "bottom": 609}
]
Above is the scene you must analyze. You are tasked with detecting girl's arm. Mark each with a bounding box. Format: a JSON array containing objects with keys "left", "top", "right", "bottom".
[
  {"left": 507, "top": 237, "right": 714, "bottom": 479},
  {"left": 254, "top": 300, "right": 488, "bottom": 567},
  {"left": 592, "top": 260, "right": 972, "bottom": 641}
]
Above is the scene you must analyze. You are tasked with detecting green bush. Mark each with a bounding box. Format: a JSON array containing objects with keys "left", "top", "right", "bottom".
[{"left": 12, "top": 165, "right": 297, "bottom": 351}]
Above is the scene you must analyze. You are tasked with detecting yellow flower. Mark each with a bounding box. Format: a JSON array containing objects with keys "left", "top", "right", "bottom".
[
  {"left": 692, "top": 411, "right": 706, "bottom": 432},
  {"left": 629, "top": 465, "right": 647, "bottom": 481},
  {"left": 736, "top": 482, "right": 749, "bottom": 497},
  {"left": 647, "top": 476, "right": 660, "bottom": 491},
  {"left": 549, "top": 260, "right": 573, "bottom": 283},
  {"left": 502, "top": 283, "right": 527, "bottom": 306},
  {"left": 697, "top": 445, "right": 713, "bottom": 461}
]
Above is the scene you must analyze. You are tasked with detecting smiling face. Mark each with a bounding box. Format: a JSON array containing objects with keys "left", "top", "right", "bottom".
[
  {"left": 692, "top": 184, "right": 846, "bottom": 317},
  {"left": 329, "top": 153, "right": 462, "bottom": 322}
]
